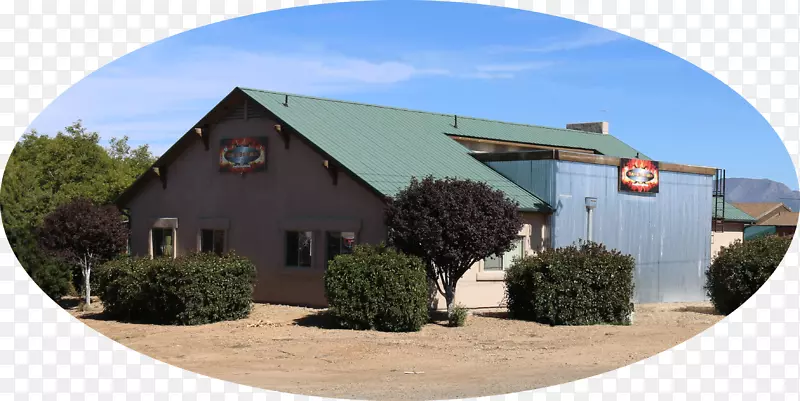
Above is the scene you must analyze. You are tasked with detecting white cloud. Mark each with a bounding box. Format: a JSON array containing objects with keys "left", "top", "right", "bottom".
[
  {"left": 26, "top": 44, "right": 556, "bottom": 146},
  {"left": 27, "top": 47, "right": 455, "bottom": 144},
  {"left": 488, "top": 29, "right": 624, "bottom": 54},
  {"left": 475, "top": 61, "right": 554, "bottom": 73}
]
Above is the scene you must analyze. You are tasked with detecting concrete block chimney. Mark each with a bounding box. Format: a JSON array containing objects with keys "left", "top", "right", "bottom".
[{"left": 566, "top": 121, "right": 609, "bottom": 135}]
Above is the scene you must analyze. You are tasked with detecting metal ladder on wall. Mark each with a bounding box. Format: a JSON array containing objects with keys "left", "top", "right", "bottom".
[{"left": 713, "top": 169, "right": 726, "bottom": 233}]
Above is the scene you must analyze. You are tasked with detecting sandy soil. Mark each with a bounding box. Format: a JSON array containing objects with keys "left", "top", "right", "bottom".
[{"left": 70, "top": 302, "right": 722, "bottom": 400}]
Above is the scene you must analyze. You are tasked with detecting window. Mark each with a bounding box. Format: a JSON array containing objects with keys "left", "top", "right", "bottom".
[
  {"left": 286, "top": 231, "right": 313, "bottom": 267},
  {"left": 152, "top": 228, "right": 175, "bottom": 258},
  {"left": 200, "top": 229, "right": 226, "bottom": 256},
  {"left": 484, "top": 237, "right": 524, "bottom": 271},
  {"left": 327, "top": 231, "right": 356, "bottom": 264}
]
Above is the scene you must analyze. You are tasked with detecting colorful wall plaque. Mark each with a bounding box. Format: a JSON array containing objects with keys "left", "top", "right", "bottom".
[
  {"left": 219, "top": 137, "right": 267, "bottom": 173},
  {"left": 619, "top": 158, "right": 660, "bottom": 194}
]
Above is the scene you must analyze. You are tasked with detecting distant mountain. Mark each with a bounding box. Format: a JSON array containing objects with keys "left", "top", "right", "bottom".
[{"left": 722, "top": 178, "right": 800, "bottom": 212}]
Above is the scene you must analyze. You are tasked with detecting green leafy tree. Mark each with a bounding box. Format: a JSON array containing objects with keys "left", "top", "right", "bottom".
[
  {"left": 385, "top": 176, "right": 523, "bottom": 315},
  {"left": 39, "top": 199, "right": 129, "bottom": 305},
  {"left": 0, "top": 121, "right": 156, "bottom": 300}
]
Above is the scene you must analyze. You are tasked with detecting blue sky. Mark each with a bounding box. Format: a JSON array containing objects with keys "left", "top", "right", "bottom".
[{"left": 28, "top": 1, "right": 798, "bottom": 189}]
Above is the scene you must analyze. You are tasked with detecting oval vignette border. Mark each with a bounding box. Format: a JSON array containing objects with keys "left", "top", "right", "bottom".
[{"left": 1, "top": 1, "right": 799, "bottom": 400}]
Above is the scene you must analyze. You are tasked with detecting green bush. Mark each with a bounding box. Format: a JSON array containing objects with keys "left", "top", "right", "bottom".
[
  {"left": 10, "top": 233, "right": 73, "bottom": 301},
  {"left": 96, "top": 252, "right": 256, "bottom": 325},
  {"left": 706, "top": 235, "right": 792, "bottom": 315},
  {"left": 30, "top": 257, "right": 73, "bottom": 301},
  {"left": 324, "top": 244, "right": 429, "bottom": 332},
  {"left": 448, "top": 304, "right": 468, "bottom": 327},
  {"left": 505, "top": 241, "right": 635, "bottom": 326}
]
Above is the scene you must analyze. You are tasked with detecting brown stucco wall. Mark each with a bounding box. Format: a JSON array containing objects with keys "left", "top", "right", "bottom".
[
  {"left": 431, "top": 212, "right": 549, "bottom": 309},
  {"left": 125, "top": 113, "right": 388, "bottom": 307}
]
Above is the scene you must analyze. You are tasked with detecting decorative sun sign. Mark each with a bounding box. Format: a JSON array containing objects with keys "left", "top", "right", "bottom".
[
  {"left": 219, "top": 137, "right": 267, "bottom": 173},
  {"left": 619, "top": 158, "right": 660, "bottom": 194}
]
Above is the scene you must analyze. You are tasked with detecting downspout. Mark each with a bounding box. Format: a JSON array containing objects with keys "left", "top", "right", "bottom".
[{"left": 584, "top": 197, "right": 597, "bottom": 243}]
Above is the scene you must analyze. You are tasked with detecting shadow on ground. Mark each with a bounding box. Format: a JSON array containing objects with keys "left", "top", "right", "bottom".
[
  {"left": 78, "top": 311, "right": 117, "bottom": 321},
  {"left": 57, "top": 297, "right": 81, "bottom": 310},
  {"left": 472, "top": 310, "right": 512, "bottom": 320},
  {"left": 293, "top": 310, "right": 347, "bottom": 330}
]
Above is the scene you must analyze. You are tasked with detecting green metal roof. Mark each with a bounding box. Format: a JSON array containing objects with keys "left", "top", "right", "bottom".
[
  {"left": 441, "top": 117, "right": 647, "bottom": 159},
  {"left": 714, "top": 200, "right": 756, "bottom": 223},
  {"left": 241, "top": 88, "right": 649, "bottom": 212}
]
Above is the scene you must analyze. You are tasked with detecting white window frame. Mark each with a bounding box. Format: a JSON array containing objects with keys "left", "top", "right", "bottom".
[
  {"left": 149, "top": 227, "right": 177, "bottom": 259},
  {"left": 149, "top": 218, "right": 178, "bottom": 259}
]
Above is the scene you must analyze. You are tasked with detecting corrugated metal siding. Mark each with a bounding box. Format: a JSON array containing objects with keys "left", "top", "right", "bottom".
[
  {"left": 484, "top": 159, "right": 713, "bottom": 303},
  {"left": 551, "top": 161, "right": 712, "bottom": 303}
]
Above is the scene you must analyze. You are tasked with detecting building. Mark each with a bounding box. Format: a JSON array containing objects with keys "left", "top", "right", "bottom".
[
  {"left": 116, "top": 87, "right": 726, "bottom": 308},
  {"left": 733, "top": 202, "right": 793, "bottom": 225},
  {"left": 711, "top": 202, "right": 756, "bottom": 258},
  {"left": 735, "top": 202, "right": 798, "bottom": 239},
  {"left": 759, "top": 211, "right": 799, "bottom": 237}
]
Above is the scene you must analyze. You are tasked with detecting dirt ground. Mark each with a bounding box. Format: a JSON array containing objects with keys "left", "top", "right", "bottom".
[{"left": 70, "top": 301, "right": 722, "bottom": 400}]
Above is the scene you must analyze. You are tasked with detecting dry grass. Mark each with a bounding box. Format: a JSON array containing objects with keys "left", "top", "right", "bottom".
[{"left": 70, "top": 301, "right": 722, "bottom": 400}]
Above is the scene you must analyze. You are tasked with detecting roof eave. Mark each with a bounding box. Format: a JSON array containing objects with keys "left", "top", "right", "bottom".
[{"left": 114, "top": 87, "right": 248, "bottom": 208}]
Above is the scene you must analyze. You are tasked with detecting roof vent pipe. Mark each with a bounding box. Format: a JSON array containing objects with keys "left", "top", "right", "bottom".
[{"left": 454, "top": 115, "right": 458, "bottom": 129}]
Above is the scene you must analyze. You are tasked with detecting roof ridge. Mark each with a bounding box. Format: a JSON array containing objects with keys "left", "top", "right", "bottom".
[{"left": 238, "top": 86, "right": 611, "bottom": 138}]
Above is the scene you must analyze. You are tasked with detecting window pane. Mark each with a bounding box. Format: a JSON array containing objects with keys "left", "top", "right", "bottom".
[
  {"left": 287, "top": 231, "right": 313, "bottom": 267},
  {"left": 163, "top": 230, "right": 173, "bottom": 257},
  {"left": 484, "top": 253, "right": 503, "bottom": 270},
  {"left": 213, "top": 230, "right": 225, "bottom": 256},
  {"left": 152, "top": 228, "right": 164, "bottom": 257},
  {"left": 285, "top": 232, "right": 299, "bottom": 266},
  {"left": 297, "top": 231, "right": 312, "bottom": 267},
  {"left": 502, "top": 238, "right": 523, "bottom": 270},
  {"left": 201, "top": 230, "right": 214, "bottom": 253}
]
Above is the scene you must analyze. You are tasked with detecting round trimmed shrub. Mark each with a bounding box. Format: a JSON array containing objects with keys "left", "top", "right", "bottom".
[
  {"left": 324, "top": 244, "right": 429, "bottom": 332},
  {"left": 94, "top": 255, "right": 151, "bottom": 320},
  {"left": 706, "top": 235, "right": 792, "bottom": 315},
  {"left": 505, "top": 241, "right": 635, "bottom": 326},
  {"left": 96, "top": 252, "right": 256, "bottom": 325}
]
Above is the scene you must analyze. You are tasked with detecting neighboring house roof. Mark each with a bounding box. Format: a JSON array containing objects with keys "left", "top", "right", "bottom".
[
  {"left": 758, "top": 211, "right": 799, "bottom": 227},
  {"left": 714, "top": 201, "right": 757, "bottom": 223},
  {"left": 731, "top": 202, "right": 788, "bottom": 221},
  {"left": 744, "top": 225, "right": 777, "bottom": 240}
]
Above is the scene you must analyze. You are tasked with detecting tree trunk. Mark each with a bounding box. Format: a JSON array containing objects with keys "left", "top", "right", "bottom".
[
  {"left": 426, "top": 278, "right": 439, "bottom": 314},
  {"left": 83, "top": 266, "right": 91, "bottom": 306},
  {"left": 444, "top": 283, "right": 456, "bottom": 316}
]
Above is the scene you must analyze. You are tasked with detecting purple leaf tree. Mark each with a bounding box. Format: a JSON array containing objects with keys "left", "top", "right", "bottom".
[
  {"left": 386, "top": 176, "right": 523, "bottom": 315},
  {"left": 38, "top": 198, "right": 128, "bottom": 305}
]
